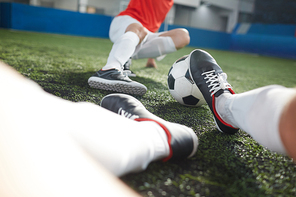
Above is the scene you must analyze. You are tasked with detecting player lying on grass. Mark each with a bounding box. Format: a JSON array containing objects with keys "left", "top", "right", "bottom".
[
  {"left": 0, "top": 60, "right": 197, "bottom": 196},
  {"left": 88, "top": 0, "right": 190, "bottom": 96},
  {"left": 186, "top": 49, "right": 296, "bottom": 160}
]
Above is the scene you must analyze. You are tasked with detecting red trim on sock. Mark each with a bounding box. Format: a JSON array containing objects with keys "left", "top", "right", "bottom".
[
  {"left": 212, "top": 90, "right": 238, "bottom": 129},
  {"left": 135, "top": 118, "right": 173, "bottom": 162},
  {"left": 228, "top": 88, "right": 235, "bottom": 95}
]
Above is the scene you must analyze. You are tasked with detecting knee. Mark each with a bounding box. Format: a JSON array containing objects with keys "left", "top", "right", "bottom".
[
  {"left": 136, "top": 26, "right": 148, "bottom": 43},
  {"left": 174, "top": 28, "right": 190, "bottom": 49},
  {"left": 180, "top": 28, "right": 190, "bottom": 46},
  {"left": 126, "top": 24, "right": 148, "bottom": 43}
]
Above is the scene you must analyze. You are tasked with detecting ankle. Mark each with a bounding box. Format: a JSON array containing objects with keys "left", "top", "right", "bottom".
[
  {"left": 215, "top": 92, "right": 238, "bottom": 128},
  {"left": 102, "top": 61, "right": 122, "bottom": 71}
]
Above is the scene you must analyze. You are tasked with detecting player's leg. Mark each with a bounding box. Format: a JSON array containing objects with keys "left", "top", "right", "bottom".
[
  {"left": 64, "top": 102, "right": 171, "bottom": 176},
  {"left": 124, "top": 29, "right": 189, "bottom": 72},
  {"left": 88, "top": 15, "right": 148, "bottom": 95},
  {"left": 1, "top": 61, "right": 198, "bottom": 177},
  {"left": 160, "top": 28, "right": 191, "bottom": 49},
  {"left": 187, "top": 49, "right": 296, "bottom": 158},
  {"left": 104, "top": 22, "right": 148, "bottom": 71},
  {"left": 132, "top": 28, "right": 190, "bottom": 60},
  {"left": 0, "top": 117, "right": 141, "bottom": 197},
  {"left": 100, "top": 93, "right": 199, "bottom": 163},
  {"left": 70, "top": 94, "right": 198, "bottom": 176},
  {"left": 0, "top": 61, "right": 141, "bottom": 197},
  {"left": 218, "top": 85, "right": 296, "bottom": 155}
]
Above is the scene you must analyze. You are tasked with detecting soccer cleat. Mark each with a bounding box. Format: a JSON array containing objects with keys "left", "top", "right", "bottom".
[
  {"left": 188, "top": 49, "right": 239, "bottom": 134},
  {"left": 123, "top": 58, "right": 136, "bottom": 77},
  {"left": 88, "top": 69, "right": 147, "bottom": 96},
  {"left": 100, "top": 93, "right": 199, "bottom": 161}
]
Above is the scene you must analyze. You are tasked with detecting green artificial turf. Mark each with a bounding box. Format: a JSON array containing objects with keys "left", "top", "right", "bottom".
[{"left": 1, "top": 29, "right": 296, "bottom": 197}]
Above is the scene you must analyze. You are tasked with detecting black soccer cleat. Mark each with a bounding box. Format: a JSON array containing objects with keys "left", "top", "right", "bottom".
[
  {"left": 88, "top": 69, "right": 146, "bottom": 96},
  {"left": 188, "top": 49, "right": 239, "bottom": 134},
  {"left": 100, "top": 93, "right": 199, "bottom": 161}
]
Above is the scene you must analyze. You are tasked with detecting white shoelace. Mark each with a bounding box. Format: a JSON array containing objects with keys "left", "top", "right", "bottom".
[
  {"left": 201, "top": 70, "right": 232, "bottom": 96},
  {"left": 118, "top": 107, "right": 139, "bottom": 120}
]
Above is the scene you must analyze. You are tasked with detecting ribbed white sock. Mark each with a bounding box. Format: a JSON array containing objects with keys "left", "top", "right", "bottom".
[
  {"left": 142, "top": 121, "right": 170, "bottom": 161},
  {"left": 132, "top": 36, "right": 176, "bottom": 59},
  {"left": 103, "top": 31, "right": 139, "bottom": 71},
  {"left": 215, "top": 92, "right": 236, "bottom": 127},
  {"left": 217, "top": 85, "right": 296, "bottom": 154}
]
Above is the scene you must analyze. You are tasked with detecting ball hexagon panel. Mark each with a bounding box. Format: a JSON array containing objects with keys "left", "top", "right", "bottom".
[
  {"left": 167, "top": 55, "right": 206, "bottom": 107},
  {"left": 182, "top": 95, "right": 200, "bottom": 105}
]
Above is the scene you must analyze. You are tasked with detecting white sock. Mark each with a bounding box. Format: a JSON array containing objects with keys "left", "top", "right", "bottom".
[
  {"left": 0, "top": 63, "right": 169, "bottom": 177},
  {"left": 141, "top": 121, "right": 170, "bottom": 162},
  {"left": 218, "top": 85, "right": 296, "bottom": 154},
  {"left": 132, "top": 36, "right": 176, "bottom": 59},
  {"left": 103, "top": 31, "right": 139, "bottom": 71},
  {"left": 215, "top": 92, "right": 237, "bottom": 127},
  {"left": 65, "top": 103, "right": 170, "bottom": 176}
]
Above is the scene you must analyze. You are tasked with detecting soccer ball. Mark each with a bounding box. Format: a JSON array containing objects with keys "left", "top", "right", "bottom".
[{"left": 167, "top": 55, "right": 206, "bottom": 107}]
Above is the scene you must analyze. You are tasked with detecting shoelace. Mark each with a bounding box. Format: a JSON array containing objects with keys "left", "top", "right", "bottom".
[
  {"left": 118, "top": 107, "right": 139, "bottom": 120},
  {"left": 202, "top": 70, "right": 231, "bottom": 96}
]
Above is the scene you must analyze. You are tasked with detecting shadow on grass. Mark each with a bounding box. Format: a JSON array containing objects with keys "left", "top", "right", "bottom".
[
  {"left": 192, "top": 130, "right": 266, "bottom": 196},
  {"left": 34, "top": 71, "right": 167, "bottom": 103},
  {"left": 122, "top": 129, "right": 266, "bottom": 197}
]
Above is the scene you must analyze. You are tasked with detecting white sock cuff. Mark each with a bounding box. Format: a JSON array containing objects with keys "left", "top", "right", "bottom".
[
  {"left": 163, "top": 36, "right": 177, "bottom": 53},
  {"left": 215, "top": 93, "right": 238, "bottom": 128},
  {"left": 114, "top": 31, "right": 139, "bottom": 66},
  {"left": 103, "top": 31, "right": 139, "bottom": 70},
  {"left": 123, "top": 31, "right": 140, "bottom": 45},
  {"left": 132, "top": 36, "right": 176, "bottom": 59}
]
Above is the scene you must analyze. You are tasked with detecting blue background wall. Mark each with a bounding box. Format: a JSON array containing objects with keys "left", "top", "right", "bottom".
[
  {"left": 0, "top": 2, "right": 112, "bottom": 38},
  {"left": 231, "top": 33, "right": 296, "bottom": 60},
  {"left": 231, "top": 23, "right": 296, "bottom": 59},
  {"left": 1, "top": 3, "right": 295, "bottom": 59},
  {"left": 247, "top": 24, "right": 295, "bottom": 37},
  {"left": 159, "top": 24, "right": 231, "bottom": 51}
]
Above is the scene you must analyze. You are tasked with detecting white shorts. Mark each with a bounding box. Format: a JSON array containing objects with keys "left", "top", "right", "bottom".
[
  {"left": 108, "top": 15, "right": 167, "bottom": 57},
  {"left": 109, "top": 15, "right": 164, "bottom": 43},
  {"left": 109, "top": 15, "right": 143, "bottom": 43}
]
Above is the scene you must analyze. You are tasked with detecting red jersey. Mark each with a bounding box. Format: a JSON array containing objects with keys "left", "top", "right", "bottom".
[{"left": 117, "top": 0, "right": 174, "bottom": 32}]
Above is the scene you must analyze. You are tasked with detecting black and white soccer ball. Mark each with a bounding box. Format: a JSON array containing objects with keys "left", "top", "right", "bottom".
[{"left": 167, "top": 55, "right": 206, "bottom": 107}]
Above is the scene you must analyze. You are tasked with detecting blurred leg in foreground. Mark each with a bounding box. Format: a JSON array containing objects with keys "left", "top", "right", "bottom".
[
  {"left": 0, "top": 61, "right": 141, "bottom": 197},
  {"left": 0, "top": 61, "right": 197, "bottom": 196}
]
